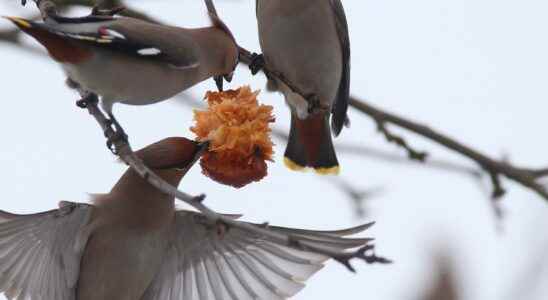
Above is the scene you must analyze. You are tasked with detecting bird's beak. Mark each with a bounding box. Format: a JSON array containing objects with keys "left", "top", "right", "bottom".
[{"left": 214, "top": 75, "right": 223, "bottom": 91}]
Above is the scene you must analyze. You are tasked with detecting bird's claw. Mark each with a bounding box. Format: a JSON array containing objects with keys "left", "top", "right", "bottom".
[
  {"left": 104, "top": 114, "right": 128, "bottom": 155},
  {"left": 307, "top": 94, "right": 328, "bottom": 114},
  {"left": 76, "top": 99, "right": 88, "bottom": 109},
  {"left": 214, "top": 75, "right": 224, "bottom": 92},
  {"left": 76, "top": 94, "right": 98, "bottom": 109},
  {"left": 21, "top": 0, "right": 27, "bottom": 6},
  {"left": 105, "top": 130, "right": 128, "bottom": 155},
  {"left": 249, "top": 53, "right": 265, "bottom": 75}
]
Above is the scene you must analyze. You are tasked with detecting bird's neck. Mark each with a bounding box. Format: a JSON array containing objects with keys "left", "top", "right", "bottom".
[{"left": 105, "top": 169, "right": 183, "bottom": 224}]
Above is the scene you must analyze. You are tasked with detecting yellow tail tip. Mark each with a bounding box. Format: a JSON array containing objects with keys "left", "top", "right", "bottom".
[
  {"left": 284, "top": 157, "right": 306, "bottom": 172},
  {"left": 283, "top": 157, "right": 340, "bottom": 175},
  {"left": 2, "top": 16, "right": 32, "bottom": 28},
  {"left": 314, "top": 165, "right": 340, "bottom": 176}
]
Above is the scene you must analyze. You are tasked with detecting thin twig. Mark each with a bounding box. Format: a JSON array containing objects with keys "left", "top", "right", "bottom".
[
  {"left": 348, "top": 97, "right": 548, "bottom": 200},
  {"left": 375, "top": 121, "right": 428, "bottom": 162},
  {"left": 237, "top": 42, "right": 548, "bottom": 201}
]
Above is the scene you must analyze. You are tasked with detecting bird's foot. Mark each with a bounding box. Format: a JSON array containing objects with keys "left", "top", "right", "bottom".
[
  {"left": 76, "top": 93, "right": 99, "bottom": 109},
  {"left": 105, "top": 130, "right": 128, "bottom": 155},
  {"left": 307, "top": 94, "right": 328, "bottom": 114},
  {"left": 105, "top": 113, "right": 129, "bottom": 155},
  {"left": 249, "top": 53, "right": 265, "bottom": 75}
]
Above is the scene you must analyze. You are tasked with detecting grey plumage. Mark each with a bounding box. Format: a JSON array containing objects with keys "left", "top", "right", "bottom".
[
  {"left": 6, "top": 15, "right": 239, "bottom": 115},
  {"left": 256, "top": 0, "right": 351, "bottom": 172}
]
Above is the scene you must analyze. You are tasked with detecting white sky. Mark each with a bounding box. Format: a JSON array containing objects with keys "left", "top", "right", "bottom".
[{"left": 1, "top": 0, "right": 548, "bottom": 299}]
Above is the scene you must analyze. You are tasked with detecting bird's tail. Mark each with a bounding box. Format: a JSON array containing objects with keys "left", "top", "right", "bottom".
[
  {"left": 3, "top": 16, "right": 92, "bottom": 63},
  {"left": 284, "top": 112, "right": 340, "bottom": 175},
  {"left": 2, "top": 16, "right": 34, "bottom": 30}
]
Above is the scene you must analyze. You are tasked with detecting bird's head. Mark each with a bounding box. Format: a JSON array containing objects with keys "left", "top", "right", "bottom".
[{"left": 134, "top": 137, "right": 204, "bottom": 171}]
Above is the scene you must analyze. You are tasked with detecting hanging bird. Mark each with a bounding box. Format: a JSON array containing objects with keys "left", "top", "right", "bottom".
[
  {"left": 4, "top": 13, "right": 238, "bottom": 128},
  {"left": 0, "top": 137, "right": 375, "bottom": 300},
  {"left": 254, "top": 0, "right": 350, "bottom": 175}
]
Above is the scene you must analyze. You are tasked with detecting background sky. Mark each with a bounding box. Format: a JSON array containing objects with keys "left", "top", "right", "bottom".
[{"left": 1, "top": 0, "right": 548, "bottom": 299}]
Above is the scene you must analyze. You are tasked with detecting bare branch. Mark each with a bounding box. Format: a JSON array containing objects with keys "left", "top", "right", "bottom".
[
  {"left": 376, "top": 120, "right": 428, "bottom": 162},
  {"left": 238, "top": 44, "right": 548, "bottom": 201},
  {"left": 349, "top": 97, "right": 548, "bottom": 200}
]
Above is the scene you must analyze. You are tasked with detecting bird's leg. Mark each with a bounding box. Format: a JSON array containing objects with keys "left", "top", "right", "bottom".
[
  {"left": 306, "top": 94, "right": 328, "bottom": 115},
  {"left": 249, "top": 53, "right": 265, "bottom": 75},
  {"left": 213, "top": 75, "right": 224, "bottom": 91},
  {"left": 105, "top": 112, "right": 128, "bottom": 154}
]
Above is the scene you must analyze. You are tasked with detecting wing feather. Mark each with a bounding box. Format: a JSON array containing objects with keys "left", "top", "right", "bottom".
[
  {"left": 142, "top": 211, "right": 371, "bottom": 300},
  {"left": 0, "top": 203, "right": 92, "bottom": 300},
  {"left": 329, "top": 0, "right": 351, "bottom": 135},
  {"left": 142, "top": 210, "right": 374, "bottom": 299},
  {"left": 22, "top": 17, "right": 200, "bottom": 70}
]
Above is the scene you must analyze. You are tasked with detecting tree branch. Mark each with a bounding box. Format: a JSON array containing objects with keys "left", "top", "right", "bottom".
[
  {"left": 237, "top": 38, "right": 548, "bottom": 202},
  {"left": 348, "top": 97, "right": 548, "bottom": 200}
]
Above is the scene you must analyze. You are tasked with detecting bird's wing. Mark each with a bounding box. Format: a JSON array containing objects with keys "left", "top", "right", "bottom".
[
  {"left": 142, "top": 210, "right": 372, "bottom": 300},
  {"left": 329, "top": 0, "right": 351, "bottom": 136},
  {"left": 0, "top": 202, "right": 93, "bottom": 300},
  {"left": 13, "top": 16, "right": 200, "bottom": 69},
  {"left": 102, "top": 18, "right": 201, "bottom": 69}
]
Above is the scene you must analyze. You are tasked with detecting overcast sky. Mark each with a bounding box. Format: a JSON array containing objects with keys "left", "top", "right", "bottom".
[{"left": 1, "top": 0, "right": 548, "bottom": 299}]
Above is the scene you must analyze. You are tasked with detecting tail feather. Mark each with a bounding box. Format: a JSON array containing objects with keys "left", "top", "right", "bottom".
[
  {"left": 3, "top": 16, "right": 33, "bottom": 29},
  {"left": 284, "top": 112, "right": 340, "bottom": 175},
  {"left": 3, "top": 16, "right": 92, "bottom": 63}
]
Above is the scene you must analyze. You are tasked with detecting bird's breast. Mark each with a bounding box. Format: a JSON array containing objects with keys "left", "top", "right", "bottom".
[
  {"left": 62, "top": 51, "right": 202, "bottom": 105},
  {"left": 76, "top": 220, "right": 175, "bottom": 300}
]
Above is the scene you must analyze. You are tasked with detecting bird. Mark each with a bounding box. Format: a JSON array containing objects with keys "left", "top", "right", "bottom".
[
  {"left": 3, "top": 12, "right": 239, "bottom": 130},
  {"left": 0, "top": 137, "right": 375, "bottom": 300},
  {"left": 254, "top": 0, "right": 350, "bottom": 175}
]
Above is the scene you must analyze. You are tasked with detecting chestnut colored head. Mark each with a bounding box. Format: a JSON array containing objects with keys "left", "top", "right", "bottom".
[{"left": 134, "top": 137, "right": 201, "bottom": 170}]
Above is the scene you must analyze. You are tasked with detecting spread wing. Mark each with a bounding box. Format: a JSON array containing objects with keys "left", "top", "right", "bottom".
[
  {"left": 0, "top": 202, "right": 93, "bottom": 300},
  {"left": 142, "top": 210, "right": 372, "bottom": 300},
  {"left": 329, "top": 0, "right": 351, "bottom": 136}
]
